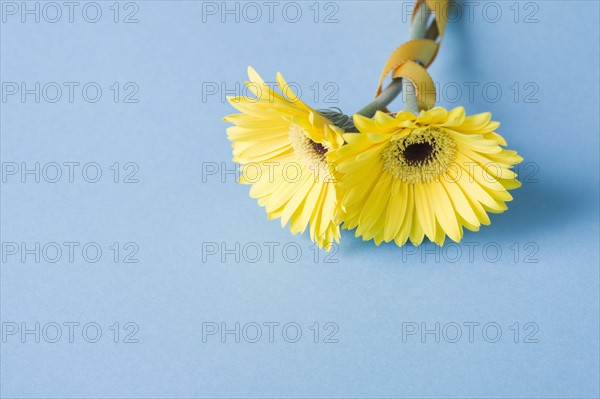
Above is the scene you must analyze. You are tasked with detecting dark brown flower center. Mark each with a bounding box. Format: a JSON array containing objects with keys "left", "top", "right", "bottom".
[
  {"left": 381, "top": 127, "right": 456, "bottom": 184},
  {"left": 402, "top": 140, "right": 435, "bottom": 166},
  {"left": 311, "top": 141, "right": 328, "bottom": 157}
]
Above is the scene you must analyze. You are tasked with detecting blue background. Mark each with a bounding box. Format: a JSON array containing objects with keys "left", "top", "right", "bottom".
[{"left": 1, "top": 1, "right": 598, "bottom": 397}]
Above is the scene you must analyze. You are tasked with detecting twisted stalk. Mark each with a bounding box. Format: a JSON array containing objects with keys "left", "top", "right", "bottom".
[{"left": 355, "top": 3, "right": 437, "bottom": 117}]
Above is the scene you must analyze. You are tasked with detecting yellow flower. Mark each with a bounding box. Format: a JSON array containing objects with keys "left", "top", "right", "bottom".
[
  {"left": 224, "top": 67, "right": 345, "bottom": 249},
  {"left": 332, "top": 107, "right": 523, "bottom": 246}
]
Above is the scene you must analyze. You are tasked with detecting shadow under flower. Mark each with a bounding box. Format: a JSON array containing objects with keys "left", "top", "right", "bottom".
[
  {"left": 475, "top": 177, "right": 593, "bottom": 242},
  {"left": 341, "top": 175, "right": 593, "bottom": 256},
  {"left": 442, "top": 0, "right": 478, "bottom": 79}
]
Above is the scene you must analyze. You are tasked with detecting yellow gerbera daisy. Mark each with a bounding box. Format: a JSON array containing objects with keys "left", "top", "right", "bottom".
[
  {"left": 224, "top": 67, "right": 345, "bottom": 249},
  {"left": 332, "top": 106, "right": 523, "bottom": 246}
]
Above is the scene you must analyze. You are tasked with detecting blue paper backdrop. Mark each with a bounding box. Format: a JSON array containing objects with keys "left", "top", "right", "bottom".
[{"left": 1, "top": 1, "right": 598, "bottom": 397}]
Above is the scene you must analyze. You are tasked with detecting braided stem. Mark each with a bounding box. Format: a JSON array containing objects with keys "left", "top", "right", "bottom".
[{"left": 356, "top": 2, "right": 433, "bottom": 117}]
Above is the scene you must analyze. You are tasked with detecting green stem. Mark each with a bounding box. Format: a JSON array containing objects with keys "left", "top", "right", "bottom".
[
  {"left": 355, "top": 2, "right": 432, "bottom": 117},
  {"left": 353, "top": 80, "right": 404, "bottom": 118}
]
